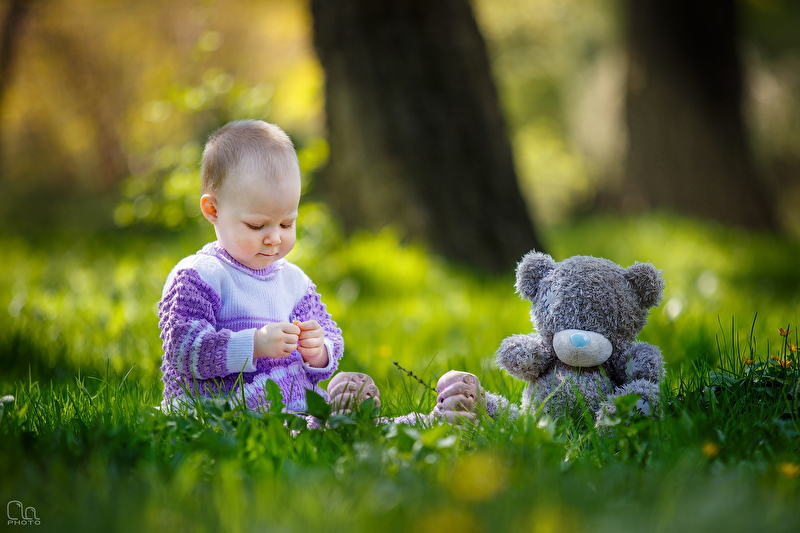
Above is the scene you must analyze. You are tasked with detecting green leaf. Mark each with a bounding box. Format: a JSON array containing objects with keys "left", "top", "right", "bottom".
[
  {"left": 709, "top": 371, "right": 737, "bottom": 388},
  {"left": 614, "top": 393, "right": 641, "bottom": 415},
  {"left": 263, "top": 380, "right": 286, "bottom": 415},
  {"left": 420, "top": 424, "right": 451, "bottom": 448},
  {"left": 305, "top": 389, "right": 332, "bottom": 422},
  {"left": 328, "top": 413, "right": 356, "bottom": 429}
]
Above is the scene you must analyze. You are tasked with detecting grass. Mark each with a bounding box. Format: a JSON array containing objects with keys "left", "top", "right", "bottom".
[{"left": 1, "top": 210, "right": 800, "bottom": 532}]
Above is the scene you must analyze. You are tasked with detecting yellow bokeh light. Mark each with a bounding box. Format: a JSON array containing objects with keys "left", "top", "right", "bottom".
[{"left": 448, "top": 451, "right": 507, "bottom": 502}]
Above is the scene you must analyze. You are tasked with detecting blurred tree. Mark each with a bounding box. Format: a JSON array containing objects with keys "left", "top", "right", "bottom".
[
  {"left": 0, "top": 0, "right": 324, "bottom": 235},
  {"left": 0, "top": 0, "right": 32, "bottom": 104},
  {"left": 621, "top": 0, "right": 776, "bottom": 229},
  {"left": 309, "top": 0, "right": 543, "bottom": 272},
  {"left": 0, "top": 0, "right": 35, "bottom": 179}
]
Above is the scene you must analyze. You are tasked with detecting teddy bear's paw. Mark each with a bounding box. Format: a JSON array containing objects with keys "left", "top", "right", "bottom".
[
  {"left": 633, "top": 397, "right": 651, "bottom": 417},
  {"left": 595, "top": 391, "right": 655, "bottom": 428},
  {"left": 431, "top": 370, "right": 485, "bottom": 425},
  {"left": 327, "top": 372, "right": 381, "bottom": 415},
  {"left": 496, "top": 334, "right": 549, "bottom": 379}
]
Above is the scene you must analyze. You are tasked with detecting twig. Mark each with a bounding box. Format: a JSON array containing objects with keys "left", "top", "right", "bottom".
[{"left": 393, "top": 362, "right": 435, "bottom": 392}]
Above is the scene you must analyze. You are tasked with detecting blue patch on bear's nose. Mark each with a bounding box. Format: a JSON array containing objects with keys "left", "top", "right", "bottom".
[{"left": 570, "top": 332, "right": 591, "bottom": 348}]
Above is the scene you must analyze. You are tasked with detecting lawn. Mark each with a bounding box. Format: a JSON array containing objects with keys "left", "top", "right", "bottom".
[{"left": 1, "top": 209, "right": 799, "bottom": 532}]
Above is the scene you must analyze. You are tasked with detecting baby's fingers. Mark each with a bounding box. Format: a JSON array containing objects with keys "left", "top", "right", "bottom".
[
  {"left": 293, "top": 319, "right": 320, "bottom": 331},
  {"left": 281, "top": 332, "right": 298, "bottom": 353},
  {"left": 298, "top": 335, "right": 324, "bottom": 349}
]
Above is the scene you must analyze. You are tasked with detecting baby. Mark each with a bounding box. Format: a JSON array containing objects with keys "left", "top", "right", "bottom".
[{"left": 159, "top": 120, "right": 376, "bottom": 413}]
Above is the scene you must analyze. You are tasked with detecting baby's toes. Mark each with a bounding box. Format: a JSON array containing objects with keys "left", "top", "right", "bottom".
[
  {"left": 327, "top": 372, "right": 380, "bottom": 413},
  {"left": 436, "top": 371, "right": 483, "bottom": 405},
  {"left": 436, "top": 370, "right": 480, "bottom": 394}
]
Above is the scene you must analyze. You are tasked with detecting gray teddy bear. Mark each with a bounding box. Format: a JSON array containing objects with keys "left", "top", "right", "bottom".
[
  {"left": 433, "top": 251, "right": 666, "bottom": 423},
  {"left": 328, "top": 251, "right": 665, "bottom": 425}
]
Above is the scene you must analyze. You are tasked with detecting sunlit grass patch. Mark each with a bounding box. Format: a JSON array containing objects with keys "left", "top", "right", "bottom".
[{"left": 1, "top": 212, "right": 799, "bottom": 531}]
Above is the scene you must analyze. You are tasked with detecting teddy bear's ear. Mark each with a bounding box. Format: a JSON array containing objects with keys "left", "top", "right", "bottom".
[
  {"left": 625, "top": 262, "right": 665, "bottom": 309},
  {"left": 515, "top": 250, "right": 556, "bottom": 301}
]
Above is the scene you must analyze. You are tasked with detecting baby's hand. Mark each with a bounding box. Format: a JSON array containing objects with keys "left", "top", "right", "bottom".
[
  {"left": 294, "top": 320, "right": 328, "bottom": 368},
  {"left": 254, "top": 321, "right": 300, "bottom": 360}
]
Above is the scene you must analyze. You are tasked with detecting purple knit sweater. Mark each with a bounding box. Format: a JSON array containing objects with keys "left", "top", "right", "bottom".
[{"left": 158, "top": 243, "right": 343, "bottom": 413}]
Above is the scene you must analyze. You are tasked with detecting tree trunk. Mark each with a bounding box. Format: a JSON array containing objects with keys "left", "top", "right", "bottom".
[
  {"left": 0, "top": 0, "right": 35, "bottom": 181},
  {"left": 309, "top": 0, "right": 543, "bottom": 272},
  {"left": 622, "top": 0, "right": 776, "bottom": 228}
]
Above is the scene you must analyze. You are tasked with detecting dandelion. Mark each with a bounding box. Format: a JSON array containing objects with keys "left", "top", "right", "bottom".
[
  {"left": 701, "top": 441, "right": 720, "bottom": 459},
  {"left": 779, "top": 462, "right": 800, "bottom": 479},
  {"left": 778, "top": 327, "right": 793, "bottom": 338},
  {"left": 770, "top": 355, "right": 792, "bottom": 368},
  {"left": 743, "top": 358, "right": 754, "bottom": 366},
  {"left": 788, "top": 343, "right": 798, "bottom": 354}
]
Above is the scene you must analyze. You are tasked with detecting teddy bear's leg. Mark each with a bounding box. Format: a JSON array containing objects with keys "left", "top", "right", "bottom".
[
  {"left": 327, "top": 372, "right": 381, "bottom": 415},
  {"left": 431, "top": 370, "right": 485, "bottom": 424},
  {"left": 597, "top": 378, "right": 662, "bottom": 419}
]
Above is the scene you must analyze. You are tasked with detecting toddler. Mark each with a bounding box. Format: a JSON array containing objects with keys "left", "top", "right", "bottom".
[{"left": 159, "top": 120, "right": 350, "bottom": 413}]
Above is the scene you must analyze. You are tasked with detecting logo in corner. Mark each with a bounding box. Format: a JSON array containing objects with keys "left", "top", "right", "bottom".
[{"left": 7, "top": 501, "right": 40, "bottom": 526}]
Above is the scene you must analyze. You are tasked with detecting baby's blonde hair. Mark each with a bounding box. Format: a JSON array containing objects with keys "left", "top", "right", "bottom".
[{"left": 201, "top": 120, "right": 299, "bottom": 195}]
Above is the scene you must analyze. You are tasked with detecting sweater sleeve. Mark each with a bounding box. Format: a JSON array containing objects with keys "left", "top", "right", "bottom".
[
  {"left": 158, "top": 268, "right": 257, "bottom": 380},
  {"left": 290, "top": 281, "right": 343, "bottom": 383}
]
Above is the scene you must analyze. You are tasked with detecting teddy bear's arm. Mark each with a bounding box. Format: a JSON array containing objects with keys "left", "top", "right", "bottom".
[
  {"left": 624, "top": 342, "right": 665, "bottom": 383},
  {"left": 495, "top": 333, "right": 555, "bottom": 382}
]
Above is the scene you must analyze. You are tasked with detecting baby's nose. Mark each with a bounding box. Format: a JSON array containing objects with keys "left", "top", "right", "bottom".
[{"left": 263, "top": 230, "right": 280, "bottom": 244}]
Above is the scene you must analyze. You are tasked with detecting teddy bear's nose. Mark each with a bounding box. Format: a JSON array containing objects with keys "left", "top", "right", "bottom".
[
  {"left": 553, "top": 329, "right": 613, "bottom": 367},
  {"left": 570, "top": 332, "right": 591, "bottom": 348}
]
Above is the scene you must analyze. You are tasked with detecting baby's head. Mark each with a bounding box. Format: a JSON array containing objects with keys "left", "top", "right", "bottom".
[
  {"left": 201, "top": 120, "right": 300, "bottom": 197},
  {"left": 200, "top": 120, "right": 302, "bottom": 270}
]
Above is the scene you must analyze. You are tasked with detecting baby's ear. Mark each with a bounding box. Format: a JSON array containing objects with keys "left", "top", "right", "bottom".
[
  {"left": 625, "top": 262, "right": 665, "bottom": 309},
  {"left": 515, "top": 251, "right": 556, "bottom": 301},
  {"left": 200, "top": 194, "right": 219, "bottom": 223}
]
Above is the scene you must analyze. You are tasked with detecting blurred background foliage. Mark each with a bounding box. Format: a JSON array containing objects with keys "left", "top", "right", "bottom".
[
  {"left": 1, "top": 0, "right": 328, "bottom": 234},
  {"left": 1, "top": 0, "right": 798, "bottom": 236},
  {"left": 0, "top": 0, "right": 799, "bottom": 385}
]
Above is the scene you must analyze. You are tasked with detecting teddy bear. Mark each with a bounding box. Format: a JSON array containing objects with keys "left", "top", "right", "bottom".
[
  {"left": 326, "top": 251, "right": 665, "bottom": 425},
  {"left": 431, "top": 251, "right": 666, "bottom": 423}
]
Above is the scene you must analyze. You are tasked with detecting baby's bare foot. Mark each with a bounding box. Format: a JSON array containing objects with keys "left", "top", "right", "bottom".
[
  {"left": 327, "top": 372, "right": 381, "bottom": 415},
  {"left": 432, "top": 370, "right": 484, "bottom": 424}
]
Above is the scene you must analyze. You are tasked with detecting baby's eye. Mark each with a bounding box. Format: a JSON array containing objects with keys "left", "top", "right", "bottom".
[
  {"left": 281, "top": 222, "right": 294, "bottom": 229},
  {"left": 245, "top": 223, "right": 264, "bottom": 230}
]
